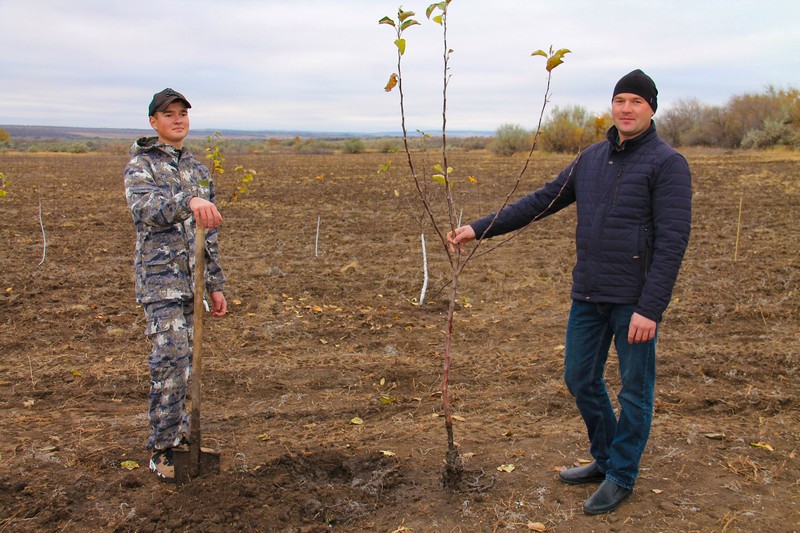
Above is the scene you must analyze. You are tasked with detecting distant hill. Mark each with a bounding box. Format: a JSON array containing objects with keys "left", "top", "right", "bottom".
[{"left": 0, "top": 125, "right": 491, "bottom": 140}]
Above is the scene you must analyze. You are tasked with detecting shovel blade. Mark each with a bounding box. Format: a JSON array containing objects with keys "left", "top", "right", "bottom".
[{"left": 173, "top": 446, "right": 221, "bottom": 485}]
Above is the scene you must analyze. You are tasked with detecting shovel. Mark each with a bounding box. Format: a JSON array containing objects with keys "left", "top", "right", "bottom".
[{"left": 173, "top": 222, "right": 221, "bottom": 485}]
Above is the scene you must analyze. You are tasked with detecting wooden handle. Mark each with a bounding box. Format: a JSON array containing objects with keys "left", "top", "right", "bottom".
[{"left": 189, "top": 222, "right": 206, "bottom": 474}]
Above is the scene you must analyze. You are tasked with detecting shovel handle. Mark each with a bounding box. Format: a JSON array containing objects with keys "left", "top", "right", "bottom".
[{"left": 189, "top": 222, "right": 206, "bottom": 475}]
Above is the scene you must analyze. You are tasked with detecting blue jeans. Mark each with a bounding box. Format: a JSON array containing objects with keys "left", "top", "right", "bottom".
[{"left": 564, "top": 300, "right": 657, "bottom": 490}]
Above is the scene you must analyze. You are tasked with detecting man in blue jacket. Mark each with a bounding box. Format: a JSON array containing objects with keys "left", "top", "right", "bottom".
[{"left": 449, "top": 69, "right": 692, "bottom": 514}]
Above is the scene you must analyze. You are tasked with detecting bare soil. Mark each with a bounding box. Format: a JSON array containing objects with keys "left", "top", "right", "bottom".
[{"left": 0, "top": 148, "right": 798, "bottom": 532}]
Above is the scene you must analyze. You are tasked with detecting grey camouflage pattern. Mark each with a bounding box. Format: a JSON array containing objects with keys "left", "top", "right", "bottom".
[
  {"left": 124, "top": 137, "right": 226, "bottom": 450},
  {"left": 124, "top": 137, "right": 225, "bottom": 306},
  {"left": 144, "top": 300, "right": 192, "bottom": 450}
]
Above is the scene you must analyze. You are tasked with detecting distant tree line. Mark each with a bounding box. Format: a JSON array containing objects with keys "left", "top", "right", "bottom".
[
  {"left": 1, "top": 85, "right": 796, "bottom": 156},
  {"left": 492, "top": 85, "right": 800, "bottom": 154}
]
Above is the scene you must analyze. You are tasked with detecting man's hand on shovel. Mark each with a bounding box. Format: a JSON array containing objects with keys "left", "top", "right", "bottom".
[{"left": 189, "top": 197, "right": 223, "bottom": 230}]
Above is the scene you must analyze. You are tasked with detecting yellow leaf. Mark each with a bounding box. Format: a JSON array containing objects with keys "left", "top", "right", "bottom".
[
  {"left": 527, "top": 522, "right": 547, "bottom": 532},
  {"left": 380, "top": 378, "right": 386, "bottom": 386},
  {"left": 380, "top": 396, "right": 396, "bottom": 404},
  {"left": 468, "top": 176, "right": 477, "bottom": 184},
  {"left": 380, "top": 450, "right": 396, "bottom": 457},
  {"left": 258, "top": 433, "right": 271, "bottom": 441},
  {"left": 350, "top": 417, "right": 364, "bottom": 425},
  {"left": 384, "top": 73, "right": 399, "bottom": 92},
  {"left": 497, "top": 464, "right": 515, "bottom": 473},
  {"left": 70, "top": 370, "right": 81, "bottom": 378},
  {"left": 120, "top": 460, "right": 139, "bottom": 470},
  {"left": 452, "top": 415, "right": 466, "bottom": 422},
  {"left": 232, "top": 299, "right": 242, "bottom": 305},
  {"left": 750, "top": 441, "right": 774, "bottom": 451}
]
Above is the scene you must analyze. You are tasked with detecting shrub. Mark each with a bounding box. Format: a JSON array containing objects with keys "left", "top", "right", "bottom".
[
  {"left": 490, "top": 124, "right": 531, "bottom": 156},
  {"left": 342, "top": 137, "right": 365, "bottom": 154},
  {"left": 541, "top": 105, "right": 608, "bottom": 153}
]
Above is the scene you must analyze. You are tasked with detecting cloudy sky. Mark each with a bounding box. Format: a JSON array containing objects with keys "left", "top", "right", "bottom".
[{"left": 2, "top": 0, "right": 798, "bottom": 133}]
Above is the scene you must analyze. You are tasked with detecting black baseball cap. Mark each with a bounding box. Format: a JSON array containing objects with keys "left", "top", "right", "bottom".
[{"left": 148, "top": 88, "right": 191, "bottom": 117}]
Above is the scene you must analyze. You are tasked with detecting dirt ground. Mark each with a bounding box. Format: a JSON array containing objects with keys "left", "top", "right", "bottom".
[{"left": 0, "top": 147, "right": 798, "bottom": 532}]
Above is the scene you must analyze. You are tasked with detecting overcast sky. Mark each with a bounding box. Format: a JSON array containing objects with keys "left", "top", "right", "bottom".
[{"left": 2, "top": 0, "right": 798, "bottom": 133}]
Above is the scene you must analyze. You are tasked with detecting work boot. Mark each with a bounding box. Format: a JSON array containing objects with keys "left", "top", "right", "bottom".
[
  {"left": 558, "top": 461, "right": 606, "bottom": 485},
  {"left": 149, "top": 448, "right": 175, "bottom": 483},
  {"left": 583, "top": 480, "right": 632, "bottom": 515}
]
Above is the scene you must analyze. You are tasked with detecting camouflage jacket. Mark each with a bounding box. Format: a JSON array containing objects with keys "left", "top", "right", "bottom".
[{"left": 124, "top": 137, "right": 226, "bottom": 305}]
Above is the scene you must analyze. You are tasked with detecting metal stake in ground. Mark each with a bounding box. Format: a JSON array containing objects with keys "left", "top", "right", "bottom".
[{"left": 174, "top": 222, "right": 221, "bottom": 485}]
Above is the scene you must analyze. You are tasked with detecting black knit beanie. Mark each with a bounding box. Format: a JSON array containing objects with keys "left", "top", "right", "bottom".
[{"left": 613, "top": 69, "right": 658, "bottom": 113}]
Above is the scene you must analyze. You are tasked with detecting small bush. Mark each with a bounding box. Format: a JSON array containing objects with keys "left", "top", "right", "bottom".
[
  {"left": 490, "top": 124, "right": 531, "bottom": 156},
  {"left": 342, "top": 138, "right": 365, "bottom": 154}
]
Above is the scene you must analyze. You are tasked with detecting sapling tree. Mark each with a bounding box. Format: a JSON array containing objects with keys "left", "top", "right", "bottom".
[
  {"left": 204, "top": 132, "right": 257, "bottom": 206},
  {"left": 381, "top": 1, "right": 569, "bottom": 488},
  {"left": 0, "top": 171, "right": 8, "bottom": 199}
]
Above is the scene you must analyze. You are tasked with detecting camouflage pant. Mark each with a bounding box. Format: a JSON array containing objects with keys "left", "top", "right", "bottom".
[{"left": 143, "top": 300, "right": 193, "bottom": 451}]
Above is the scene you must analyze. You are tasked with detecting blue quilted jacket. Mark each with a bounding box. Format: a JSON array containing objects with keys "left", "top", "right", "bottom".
[{"left": 470, "top": 122, "right": 691, "bottom": 322}]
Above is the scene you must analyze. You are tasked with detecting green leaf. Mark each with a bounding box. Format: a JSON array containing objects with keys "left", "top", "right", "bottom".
[
  {"left": 531, "top": 49, "right": 548, "bottom": 58},
  {"left": 199, "top": 179, "right": 209, "bottom": 187},
  {"left": 432, "top": 174, "right": 446, "bottom": 185},
  {"left": 395, "top": 39, "right": 406, "bottom": 55},
  {"left": 400, "top": 19, "right": 420, "bottom": 31},
  {"left": 432, "top": 14, "right": 443, "bottom": 25},
  {"left": 425, "top": 4, "right": 437, "bottom": 18},
  {"left": 378, "top": 16, "right": 395, "bottom": 27},
  {"left": 433, "top": 163, "right": 443, "bottom": 173},
  {"left": 398, "top": 9, "right": 415, "bottom": 21}
]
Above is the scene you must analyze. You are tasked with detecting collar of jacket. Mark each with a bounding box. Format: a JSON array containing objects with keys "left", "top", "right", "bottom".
[
  {"left": 132, "top": 136, "right": 184, "bottom": 159},
  {"left": 606, "top": 120, "right": 657, "bottom": 152}
]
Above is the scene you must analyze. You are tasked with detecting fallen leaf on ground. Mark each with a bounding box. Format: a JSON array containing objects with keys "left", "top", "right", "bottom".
[
  {"left": 750, "top": 441, "right": 774, "bottom": 451},
  {"left": 120, "top": 460, "right": 139, "bottom": 470},
  {"left": 497, "top": 464, "right": 515, "bottom": 473},
  {"left": 350, "top": 417, "right": 364, "bottom": 425},
  {"left": 527, "top": 522, "right": 547, "bottom": 532}
]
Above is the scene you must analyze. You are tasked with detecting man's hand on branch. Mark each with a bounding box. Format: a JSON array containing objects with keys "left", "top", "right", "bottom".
[
  {"left": 447, "top": 225, "right": 476, "bottom": 253},
  {"left": 189, "top": 197, "right": 223, "bottom": 230}
]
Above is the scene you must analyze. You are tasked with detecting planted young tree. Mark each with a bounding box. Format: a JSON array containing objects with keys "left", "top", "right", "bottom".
[
  {"left": 204, "top": 132, "right": 257, "bottom": 206},
  {"left": 381, "top": 1, "right": 569, "bottom": 487},
  {"left": 0, "top": 171, "right": 8, "bottom": 199}
]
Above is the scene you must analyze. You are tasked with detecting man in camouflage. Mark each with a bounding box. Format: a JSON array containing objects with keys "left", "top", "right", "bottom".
[{"left": 124, "top": 88, "right": 227, "bottom": 482}]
